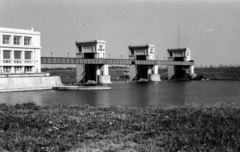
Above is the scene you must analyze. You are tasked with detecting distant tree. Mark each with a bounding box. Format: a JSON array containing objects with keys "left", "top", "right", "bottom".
[{"left": 66, "top": 67, "right": 74, "bottom": 70}]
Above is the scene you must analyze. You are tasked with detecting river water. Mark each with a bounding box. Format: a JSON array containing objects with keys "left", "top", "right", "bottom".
[{"left": 1, "top": 80, "right": 240, "bottom": 107}]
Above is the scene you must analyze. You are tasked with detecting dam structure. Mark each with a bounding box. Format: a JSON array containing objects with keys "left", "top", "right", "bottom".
[
  {"left": 0, "top": 27, "right": 62, "bottom": 92},
  {"left": 42, "top": 40, "right": 195, "bottom": 83},
  {"left": 0, "top": 26, "right": 195, "bottom": 92}
]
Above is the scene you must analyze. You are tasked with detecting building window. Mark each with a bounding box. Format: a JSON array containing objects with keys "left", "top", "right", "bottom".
[
  {"left": 3, "top": 50, "right": 11, "bottom": 59},
  {"left": 3, "top": 35, "right": 11, "bottom": 44},
  {"left": 25, "top": 51, "right": 32, "bottom": 59},
  {"left": 3, "top": 66, "right": 11, "bottom": 72},
  {"left": 150, "top": 48, "right": 154, "bottom": 54},
  {"left": 15, "top": 66, "right": 22, "bottom": 72},
  {"left": 24, "top": 37, "right": 31, "bottom": 45},
  {"left": 99, "top": 45, "right": 103, "bottom": 51},
  {"left": 25, "top": 66, "right": 32, "bottom": 72},
  {"left": 82, "top": 45, "right": 93, "bottom": 52},
  {"left": 14, "top": 36, "right": 21, "bottom": 45},
  {"left": 14, "top": 51, "right": 21, "bottom": 59}
]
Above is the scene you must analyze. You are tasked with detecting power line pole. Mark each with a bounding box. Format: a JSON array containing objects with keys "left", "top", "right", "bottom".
[{"left": 178, "top": 26, "right": 180, "bottom": 48}]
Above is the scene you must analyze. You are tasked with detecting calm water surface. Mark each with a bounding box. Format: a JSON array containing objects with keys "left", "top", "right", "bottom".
[{"left": 1, "top": 80, "right": 240, "bottom": 107}]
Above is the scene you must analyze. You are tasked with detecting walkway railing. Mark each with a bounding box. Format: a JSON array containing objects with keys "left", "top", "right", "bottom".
[
  {"left": 1, "top": 59, "right": 36, "bottom": 64},
  {"left": 41, "top": 57, "right": 194, "bottom": 66}
]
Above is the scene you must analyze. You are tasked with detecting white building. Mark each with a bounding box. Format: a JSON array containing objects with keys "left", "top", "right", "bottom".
[{"left": 0, "top": 27, "right": 41, "bottom": 74}]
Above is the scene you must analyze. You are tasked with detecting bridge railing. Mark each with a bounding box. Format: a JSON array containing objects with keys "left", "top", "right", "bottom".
[{"left": 41, "top": 57, "right": 194, "bottom": 66}]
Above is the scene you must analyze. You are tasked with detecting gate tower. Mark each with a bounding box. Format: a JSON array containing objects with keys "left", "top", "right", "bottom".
[
  {"left": 75, "top": 40, "right": 111, "bottom": 84},
  {"left": 167, "top": 48, "right": 195, "bottom": 79},
  {"left": 128, "top": 45, "right": 161, "bottom": 82}
]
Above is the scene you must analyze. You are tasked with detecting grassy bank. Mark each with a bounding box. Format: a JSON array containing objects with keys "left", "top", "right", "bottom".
[
  {"left": 194, "top": 67, "right": 240, "bottom": 80},
  {"left": 1, "top": 103, "right": 240, "bottom": 152}
]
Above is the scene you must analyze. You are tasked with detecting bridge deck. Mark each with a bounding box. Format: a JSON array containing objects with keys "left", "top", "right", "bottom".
[{"left": 41, "top": 57, "right": 194, "bottom": 66}]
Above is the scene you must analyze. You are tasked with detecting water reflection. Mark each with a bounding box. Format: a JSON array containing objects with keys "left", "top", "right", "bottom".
[
  {"left": 0, "top": 81, "right": 240, "bottom": 107},
  {"left": 0, "top": 91, "right": 44, "bottom": 105},
  {"left": 157, "top": 81, "right": 188, "bottom": 106}
]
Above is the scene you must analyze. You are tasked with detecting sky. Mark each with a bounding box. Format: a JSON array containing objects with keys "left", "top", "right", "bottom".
[{"left": 1, "top": 0, "right": 240, "bottom": 67}]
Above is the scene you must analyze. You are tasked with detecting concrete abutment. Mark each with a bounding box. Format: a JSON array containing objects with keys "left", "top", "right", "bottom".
[{"left": 0, "top": 76, "right": 62, "bottom": 92}]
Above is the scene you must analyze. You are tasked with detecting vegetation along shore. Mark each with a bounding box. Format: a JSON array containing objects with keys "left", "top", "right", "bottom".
[
  {"left": 1, "top": 102, "right": 240, "bottom": 151},
  {"left": 43, "top": 67, "right": 240, "bottom": 84}
]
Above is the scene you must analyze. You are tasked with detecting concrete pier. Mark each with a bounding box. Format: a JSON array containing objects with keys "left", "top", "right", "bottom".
[
  {"left": 149, "top": 74, "right": 161, "bottom": 81},
  {"left": 129, "top": 64, "right": 137, "bottom": 81}
]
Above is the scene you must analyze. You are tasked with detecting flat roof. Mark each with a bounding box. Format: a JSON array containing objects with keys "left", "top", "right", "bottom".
[
  {"left": 129, "top": 44, "right": 155, "bottom": 49},
  {"left": 0, "top": 27, "right": 40, "bottom": 35},
  {"left": 76, "top": 40, "right": 106, "bottom": 46},
  {"left": 167, "top": 48, "right": 190, "bottom": 52}
]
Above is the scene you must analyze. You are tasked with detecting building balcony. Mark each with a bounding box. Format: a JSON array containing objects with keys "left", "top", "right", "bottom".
[{"left": 1, "top": 59, "right": 37, "bottom": 65}]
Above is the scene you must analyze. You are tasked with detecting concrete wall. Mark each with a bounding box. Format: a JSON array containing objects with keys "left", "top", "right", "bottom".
[
  {"left": 129, "top": 65, "right": 137, "bottom": 81},
  {"left": 34, "top": 49, "right": 41, "bottom": 72},
  {"left": 168, "top": 66, "right": 175, "bottom": 79},
  {"left": 99, "top": 75, "right": 111, "bottom": 84},
  {"left": 0, "top": 76, "right": 62, "bottom": 92},
  {"left": 149, "top": 74, "right": 161, "bottom": 81},
  {"left": 76, "top": 64, "right": 85, "bottom": 83}
]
